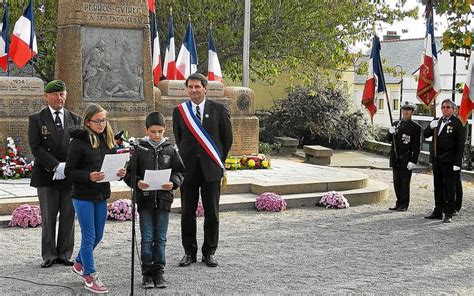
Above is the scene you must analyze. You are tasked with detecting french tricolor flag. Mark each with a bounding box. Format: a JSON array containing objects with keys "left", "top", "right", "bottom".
[
  {"left": 147, "top": 0, "right": 161, "bottom": 86},
  {"left": 361, "top": 35, "right": 386, "bottom": 120},
  {"left": 0, "top": 3, "right": 9, "bottom": 72},
  {"left": 208, "top": 28, "right": 222, "bottom": 82},
  {"left": 176, "top": 22, "right": 198, "bottom": 80},
  {"left": 416, "top": 4, "right": 440, "bottom": 106},
  {"left": 163, "top": 12, "right": 177, "bottom": 80},
  {"left": 9, "top": 0, "right": 37, "bottom": 69},
  {"left": 459, "top": 51, "right": 474, "bottom": 125}
]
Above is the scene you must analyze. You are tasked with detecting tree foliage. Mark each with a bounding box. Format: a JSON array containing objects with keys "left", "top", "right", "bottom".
[
  {"left": 157, "top": 0, "right": 417, "bottom": 83},
  {"left": 258, "top": 78, "right": 375, "bottom": 149},
  {"left": 3, "top": 0, "right": 417, "bottom": 82},
  {"left": 424, "top": 0, "right": 472, "bottom": 54}
]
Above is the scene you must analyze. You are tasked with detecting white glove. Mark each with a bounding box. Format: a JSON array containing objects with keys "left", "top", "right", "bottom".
[
  {"left": 56, "top": 162, "right": 65, "bottom": 175},
  {"left": 430, "top": 120, "right": 438, "bottom": 129},
  {"left": 407, "top": 162, "right": 415, "bottom": 170},
  {"left": 52, "top": 171, "right": 65, "bottom": 180},
  {"left": 52, "top": 162, "right": 66, "bottom": 180},
  {"left": 453, "top": 165, "right": 461, "bottom": 171},
  {"left": 389, "top": 127, "right": 396, "bottom": 134}
]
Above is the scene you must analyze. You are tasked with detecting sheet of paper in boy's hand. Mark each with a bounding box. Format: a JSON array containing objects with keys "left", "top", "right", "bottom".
[
  {"left": 97, "top": 153, "right": 130, "bottom": 183},
  {"left": 142, "top": 169, "right": 172, "bottom": 191}
]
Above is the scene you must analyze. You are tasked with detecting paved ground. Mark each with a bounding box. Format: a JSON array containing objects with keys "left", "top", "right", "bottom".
[{"left": 0, "top": 156, "right": 473, "bottom": 295}]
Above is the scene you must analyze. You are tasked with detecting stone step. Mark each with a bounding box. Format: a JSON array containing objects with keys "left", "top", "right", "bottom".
[
  {"left": 0, "top": 180, "right": 387, "bottom": 226},
  {"left": 0, "top": 177, "right": 369, "bottom": 215},
  {"left": 0, "top": 160, "right": 371, "bottom": 215},
  {"left": 170, "top": 179, "right": 388, "bottom": 213}
]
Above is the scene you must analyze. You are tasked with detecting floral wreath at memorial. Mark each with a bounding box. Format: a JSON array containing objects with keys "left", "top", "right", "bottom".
[
  {"left": 0, "top": 137, "right": 33, "bottom": 179},
  {"left": 225, "top": 154, "right": 271, "bottom": 170}
]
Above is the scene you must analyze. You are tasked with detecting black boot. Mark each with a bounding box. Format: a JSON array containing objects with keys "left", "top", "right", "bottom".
[
  {"left": 153, "top": 268, "right": 167, "bottom": 289},
  {"left": 142, "top": 275, "right": 154, "bottom": 289}
]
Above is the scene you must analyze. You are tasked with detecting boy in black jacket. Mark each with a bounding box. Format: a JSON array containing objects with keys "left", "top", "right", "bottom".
[{"left": 124, "top": 112, "right": 185, "bottom": 289}]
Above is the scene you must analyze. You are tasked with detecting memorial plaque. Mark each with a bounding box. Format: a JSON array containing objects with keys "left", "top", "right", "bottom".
[
  {"left": 229, "top": 117, "right": 259, "bottom": 156},
  {"left": 0, "top": 77, "right": 43, "bottom": 96},
  {"left": 157, "top": 80, "right": 224, "bottom": 97}
]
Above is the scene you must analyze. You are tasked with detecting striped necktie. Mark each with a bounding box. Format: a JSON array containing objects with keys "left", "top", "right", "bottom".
[{"left": 196, "top": 105, "right": 202, "bottom": 122}]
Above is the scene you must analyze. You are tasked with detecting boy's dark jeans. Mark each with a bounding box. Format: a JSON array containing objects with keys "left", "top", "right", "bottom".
[{"left": 139, "top": 207, "right": 169, "bottom": 275}]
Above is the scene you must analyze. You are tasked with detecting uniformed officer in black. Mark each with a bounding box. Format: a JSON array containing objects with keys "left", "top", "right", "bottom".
[
  {"left": 387, "top": 101, "right": 421, "bottom": 211},
  {"left": 423, "top": 99, "right": 464, "bottom": 223},
  {"left": 453, "top": 105, "right": 466, "bottom": 214}
]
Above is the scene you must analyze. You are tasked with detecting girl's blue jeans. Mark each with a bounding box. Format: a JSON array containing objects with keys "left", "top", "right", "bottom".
[{"left": 72, "top": 198, "right": 107, "bottom": 275}]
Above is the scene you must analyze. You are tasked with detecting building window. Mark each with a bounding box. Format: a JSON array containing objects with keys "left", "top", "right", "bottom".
[
  {"left": 378, "top": 98, "right": 384, "bottom": 110},
  {"left": 391, "top": 91, "right": 399, "bottom": 111}
]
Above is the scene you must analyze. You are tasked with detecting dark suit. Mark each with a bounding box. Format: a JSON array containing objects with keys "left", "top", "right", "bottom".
[
  {"left": 28, "top": 107, "right": 82, "bottom": 261},
  {"left": 455, "top": 118, "right": 467, "bottom": 212},
  {"left": 423, "top": 116, "right": 464, "bottom": 217},
  {"left": 173, "top": 99, "right": 233, "bottom": 256},
  {"left": 386, "top": 119, "right": 421, "bottom": 209}
]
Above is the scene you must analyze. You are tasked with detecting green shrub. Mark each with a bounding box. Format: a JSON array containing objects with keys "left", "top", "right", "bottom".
[
  {"left": 258, "top": 142, "right": 282, "bottom": 155},
  {"left": 257, "top": 79, "right": 375, "bottom": 149}
]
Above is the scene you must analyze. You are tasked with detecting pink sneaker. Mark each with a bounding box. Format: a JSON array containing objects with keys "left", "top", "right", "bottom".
[
  {"left": 84, "top": 272, "right": 108, "bottom": 294},
  {"left": 72, "top": 261, "right": 84, "bottom": 277}
]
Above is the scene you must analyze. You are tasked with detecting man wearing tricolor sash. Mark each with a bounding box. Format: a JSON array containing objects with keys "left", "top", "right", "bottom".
[{"left": 173, "top": 73, "right": 233, "bottom": 267}]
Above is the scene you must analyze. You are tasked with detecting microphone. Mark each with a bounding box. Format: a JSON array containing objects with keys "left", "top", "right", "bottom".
[
  {"left": 113, "top": 131, "right": 149, "bottom": 155},
  {"left": 114, "top": 130, "right": 133, "bottom": 154},
  {"left": 114, "top": 130, "right": 125, "bottom": 141}
]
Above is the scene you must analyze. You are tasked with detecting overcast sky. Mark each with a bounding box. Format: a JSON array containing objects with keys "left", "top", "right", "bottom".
[
  {"left": 351, "top": 0, "right": 449, "bottom": 52},
  {"left": 381, "top": 0, "right": 448, "bottom": 39}
]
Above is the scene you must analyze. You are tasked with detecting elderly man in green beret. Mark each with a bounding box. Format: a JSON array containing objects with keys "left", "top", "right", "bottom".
[{"left": 28, "top": 80, "right": 82, "bottom": 268}]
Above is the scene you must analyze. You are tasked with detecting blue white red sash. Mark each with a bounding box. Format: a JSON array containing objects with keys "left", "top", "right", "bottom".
[{"left": 177, "top": 101, "right": 224, "bottom": 169}]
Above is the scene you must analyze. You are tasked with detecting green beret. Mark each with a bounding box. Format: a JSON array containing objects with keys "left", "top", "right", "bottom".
[{"left": 44, "top": 80, "right": 66, "bottom": 93}]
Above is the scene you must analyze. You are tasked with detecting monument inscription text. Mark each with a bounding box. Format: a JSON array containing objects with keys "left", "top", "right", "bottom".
[
  {"left": 0, "top": 78, "right": 43, "bottom": 95},
  {"left": 82, "top": 1, "right": 144, "bottom": 24}
]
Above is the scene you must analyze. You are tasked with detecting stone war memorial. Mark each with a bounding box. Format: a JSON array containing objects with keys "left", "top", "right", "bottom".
[{"left": 54, "top": 0, "right": 259, "bottom": 156}]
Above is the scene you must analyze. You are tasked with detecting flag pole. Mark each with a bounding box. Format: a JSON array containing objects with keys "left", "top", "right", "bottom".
[
  {"left": 5, "top": 0, "right": 9, "bottom": 76},
  {"left": 188, "top": 14, "right": 191, "bottom": 78},
  {"left": 29, "top": 0, "right": 34, "bottom": 77},
  {"left": 377, "top": 47, "right": 398, "bottom": 160},
  {"left": 426, "top": 0, "right": 438, "bottom": 159}
]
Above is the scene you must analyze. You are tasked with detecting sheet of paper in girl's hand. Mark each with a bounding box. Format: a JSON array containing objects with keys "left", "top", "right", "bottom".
[
  {"left": 97, "top": 153, "right": 130, "bottom": 182},
  {"left": 142, "top": 169, "right": 172, "bottom": 191}
]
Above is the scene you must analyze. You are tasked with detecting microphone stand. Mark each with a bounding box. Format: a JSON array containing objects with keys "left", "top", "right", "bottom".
[
  {"left": 128, "top": 143, "right": 137, "bottom": 296},
  {"left": 114, "top": 131, "right": 138, "bottom": 294},
  {"left": 115, "top": 131, "right": 149, "bottom": 295},
  {"left": 124, "top": 139, "right": 149, "bottom": 296}
]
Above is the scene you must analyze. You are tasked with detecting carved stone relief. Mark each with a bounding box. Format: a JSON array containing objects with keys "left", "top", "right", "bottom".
[{"left": 81, "top": 27, "right": 144, "bottom": 101}]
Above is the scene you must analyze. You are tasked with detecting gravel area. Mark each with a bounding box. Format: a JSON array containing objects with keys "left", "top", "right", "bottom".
[{"left": 0, "top": 168, "right": 472, "bottom": 295}]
